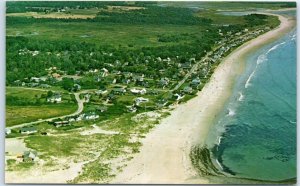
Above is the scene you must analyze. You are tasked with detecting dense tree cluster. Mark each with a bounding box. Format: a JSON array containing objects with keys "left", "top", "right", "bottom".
[
  {"left": 95, "top": 6, "right": 212, "bottom": 25},
  {"left": 244, "top": 14, "right": 268, "bottom": 27},
  {"left": 6, "top": 27, "right": 221, "bottom": 84}
]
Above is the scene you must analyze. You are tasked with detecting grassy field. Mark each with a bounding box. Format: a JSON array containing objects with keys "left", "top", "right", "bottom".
[
  {"left": 6, "top": 22, "right": 205, "bottom": 48},
  {"left": 6, "top": 104, "right": 77, "bottom": 127},
  {"left": 6, "top": 87, "right": 77, "bottom": 126}
]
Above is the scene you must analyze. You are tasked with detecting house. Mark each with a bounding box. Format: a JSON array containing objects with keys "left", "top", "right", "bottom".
[
  {"left": 51, "top": 73, "right": 61, "bottom": 79},
  {"left": 123, "top": 72, "right": 132, "bottom": 78},
  {"left": 133, "top": 75, "right": 144, "bottom": 83},
  {"left": 40, "top": 84, "right": 51, "bottom": 88},
  {"left": 141, "top": 81, "right": 149, "bottom": 88},
  {"left": 156, "top": 99, "right": 168, "bottom": 108},
  {"left": 107, "top": 94, "right": 116, "bottom": 101},
  {"left": 159, "top": 78, "right": 170, "bottom": 88},
  {"left": 5, "top": 128, "right": 11, "bottom": 135},
  {"left": 130, "top": 88, "right": 147, "bottom": 95},
  {"left": 52, "top": 120, "right": 70, "bottom": 127},
  {"left": 23, "top": 151, "right": 38, "bottom": 162},
  {"left": 96, "top": 106, "right": 108, "bottom": 112},
  {"left": 89, "top": 69, "right": 99, "bottom": 73},
  {"left": 100, "top": 68, "right": 109, "bottom": 77},
  {"left": 191, "top": 77, "right": 201, "bottom": 88},
  {"left": 127, "top": 105, "right": 137, "bottom": 113},
  {"left": 122, "top": 78, "right": 131, "bottom": 85},
  {"left": 27, "top": 83, "right": 39, "bottom": 87},
  {"left": 183, "top": 86, "right": 193, "bottom": 94},
  {"left": 84, "top": 112, "right": 99, "bottom": 120},
  {"left": 47, "top": 93, "right": 62, "bottom": 103},
  {"left": 179, "top": 62, "right": 192, "bottom": 69},
  {"left": 20, "top": 127, "right": 37, "bottom": 134},
  {"left": 73, "top": 84, "right": 81, "bottom": 91},
  {"left": 174, "top": 93, "right": 185, "bottom": 101},
  {"left": 135, "top": 97, "right": 149, "bottom": 105},
  {"left": 68, "top": 118, "right": 76, "bottom": 122},
  {"left": 84, "top": 94, "right": 91, "bottom": 102},
  {"left": 112, "top": 87, "right": 126, "bottom": 95},
  {"left": 13, "top": 80, "right": 22, "bottom": 86},
  {"left": 148, "top": 89, "right": 158, "bottom": 95},
  {"left": 30, "top": 77, "right": 41, "bottom": 82},
  {"left": 95, "top": 89, "right": 108, "bottom": 95},
  {"left": 76, "top": 114, "right": 84, "bottom": 121}
]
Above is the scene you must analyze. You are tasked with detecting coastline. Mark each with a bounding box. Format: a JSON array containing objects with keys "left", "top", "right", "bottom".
[{"left": 111, "top": 13, "right": 296, "bottom": 184}]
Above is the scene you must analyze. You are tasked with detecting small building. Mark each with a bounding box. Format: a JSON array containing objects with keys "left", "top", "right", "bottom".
[
  {"left": 133, "top": 75, "right": 144, "bottom": 83},
  {"left": 84, "top": 112, "right": 99, "bottom": 120},
  {"left": 159, "top": 78, "right": 169, "bottom": 88},
  {"left": 100, "top": 68, "right": 109, "bottom": 77},
  {"left": 130, "top": 88, "right": 147, "bottom": 95},
  {"left": 112, "top": 87, "right": 126, "bottom": 95},
  {"left": 27, "top": 83, "right": 39, "bottom": 87},
  {"left": 95, "top": 89, "right": 108, "bottom": 95},
  {"left": 47, "top": 94, "right": 62, "bottom": 103},
  {"left": 123, "top": 72, "right": 133, "bottom": 78},
  {"left": 73, "top": 84, "right": 81, "bottom": 91},
  {"left": 96, "top": 106, "right": 108, "bottom": 113},
  {"left": 179, "top": 62, "right": 192, "bottom": 69},
  {"left": 107, "top": 94, "right": 116, "bottom": 101},
  {"left": 191, "top": 77, "right": 201, "bottom": 88},
  {"left": 128, "top": 106, "right": 137, "bottom": 113},
  {"left": 20, "top": 127, "right": 37, "bottom": 134},
  {"left": 30, "top": 77, "right": 41, "bottom": 82},
  {"left": 53, "top": 120, "right": 70, "bottom": 128},
  {"left": 156, "top": 99, "right": 168, "bottom": 108},
  {"left": 23, "top": 151, "right": 38, "bottom": 162},
  {"left": 5, "top": 128, "right": 11, "bottom": 135},
  {"left": 183, "top": 86, "right": 193, "bottom": 94},
  {"left": 174, "top": 93, "right": 185, "bottom": 101},
  {"left": 40, "top": 84, "right": 51, "bottom": 89},
  {"left": 135, "top": 97, "right": 149, "bottom": 106}
]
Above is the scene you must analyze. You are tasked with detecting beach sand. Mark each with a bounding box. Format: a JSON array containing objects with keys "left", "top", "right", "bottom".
[{"left": 111, "top": 13, "right": 296, "bottom": 184}]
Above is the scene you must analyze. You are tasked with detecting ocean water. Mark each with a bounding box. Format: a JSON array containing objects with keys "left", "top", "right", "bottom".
[{"left": 205, "top": 28, "right": 297, "bottom": 181}]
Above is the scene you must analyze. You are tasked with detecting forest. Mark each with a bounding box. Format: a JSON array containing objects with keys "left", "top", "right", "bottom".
[{"left": 6, "top": 2, "right": 279, "bottom": 87}]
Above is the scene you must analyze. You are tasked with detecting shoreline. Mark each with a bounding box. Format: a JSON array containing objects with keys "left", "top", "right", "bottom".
[{"left": 111, "top": 13, "right": 295, "bottom": 184}]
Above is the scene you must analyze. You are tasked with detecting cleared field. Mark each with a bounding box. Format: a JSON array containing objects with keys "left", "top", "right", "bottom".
[
  {"left": 6, "top": 87, "right": 77, "bottom": 127},
  {"left": 6, "top": 104, "right": 77, "bottom": 127},
  {"left": 7, "top": 11, "right": 97, "bottom": 19}
]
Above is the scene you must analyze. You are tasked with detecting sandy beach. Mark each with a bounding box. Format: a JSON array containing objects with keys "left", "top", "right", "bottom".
[{"left": 111, "top": 13, "right": 296, "bottom": 184}]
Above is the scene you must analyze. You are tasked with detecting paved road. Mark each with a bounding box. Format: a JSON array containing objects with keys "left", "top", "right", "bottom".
[
  {"left": 171, "top": 44, "right": 223, "bottom": 92},
  {"left": 7, "top": 90, "right": 91, "bottom": 129}
]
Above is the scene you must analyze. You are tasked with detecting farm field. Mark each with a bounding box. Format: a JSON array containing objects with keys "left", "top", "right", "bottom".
[{"left": 6, "top": 87, "right": 77, "bottom": 126}]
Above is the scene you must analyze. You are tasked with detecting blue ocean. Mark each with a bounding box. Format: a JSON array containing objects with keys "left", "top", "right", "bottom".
[{"left": 205, "top": 28, "right": 296, "bottom": 181}]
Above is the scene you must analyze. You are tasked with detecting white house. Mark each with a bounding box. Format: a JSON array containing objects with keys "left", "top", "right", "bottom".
[
  {"left": 47, "top": 94, "right": 62, "bottom": 103},
  {"left": 130, "top": 88, "right": 147, "bottom": 95},
  {"left": 135, "top": 97, "right": 149, "bottom": 105},
  {"left": 84, "top": 112, "right": 99, "bottom": 120}
]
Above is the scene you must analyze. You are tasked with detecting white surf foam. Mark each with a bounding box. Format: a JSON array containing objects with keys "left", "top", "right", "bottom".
[
  {"left": 238, "top": 91, "right": 244, "bottom": 101},
  {"left": 216, "top": 159, "right": 224, "bottom": 170},
  {"left": 227, "top": 108, "right": 235, "bottom": 116},
  {"left": 245, "top": 41, "right": 286, "bottom": 89}
]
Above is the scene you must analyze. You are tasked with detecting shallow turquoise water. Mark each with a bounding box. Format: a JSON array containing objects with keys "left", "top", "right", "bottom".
[{"left": 206, "top": 28, "right": 296, "bottom": 181}]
